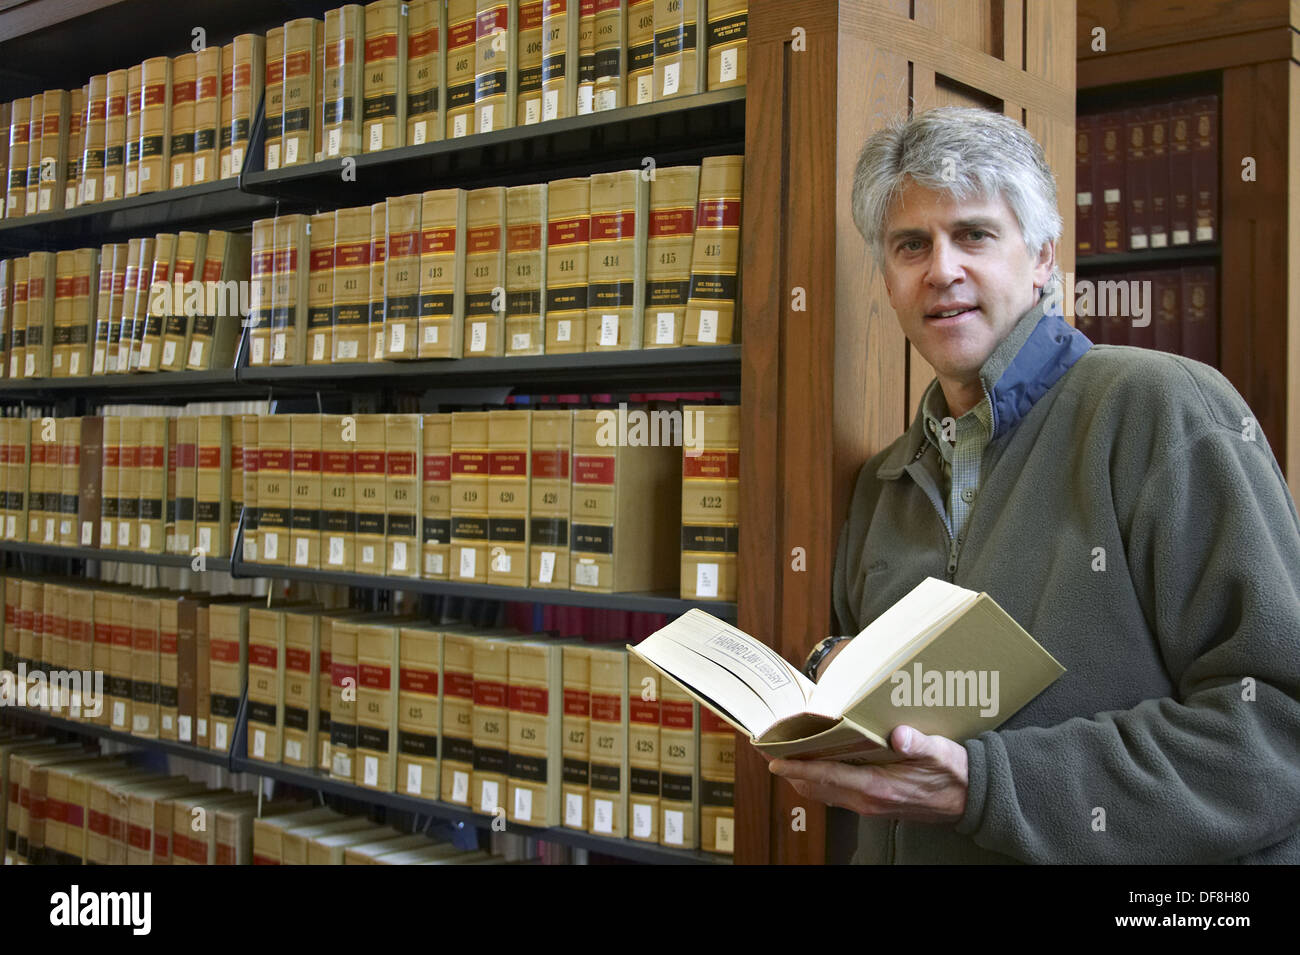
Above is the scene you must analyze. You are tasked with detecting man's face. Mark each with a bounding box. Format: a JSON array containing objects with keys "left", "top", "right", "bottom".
[{"left": 881, "top": 179, "right": 1053, "bottom": 385}]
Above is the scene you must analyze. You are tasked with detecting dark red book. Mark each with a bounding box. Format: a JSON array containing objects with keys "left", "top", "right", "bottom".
[
  {"left": 1168, "top": 98, "right": 1195, "bottom": 247},
  {"left": 1145, "top": 105, "right": 1171, "bottom": 250},
  {"left": 1150, "top": 269, "right": 1181, "bottom": 354},
  {"left": 1180, "top": 266, "right": 1218, "bottom": 366},
  {"left": 1095, "top": 109, "right": 1126, "bottom": 253},
  {"left": 1124, "top": 107, "right": 1150, "bottom": 251},
  {"left": 1073, "top": 278, "right": 1100, "bottom": 343},
  {"left": 1190, "top": 95, "right": 1218, "bottom": 244},
  {"left": 1075, "top": 114, "right": 1097, "bottom": 257}
]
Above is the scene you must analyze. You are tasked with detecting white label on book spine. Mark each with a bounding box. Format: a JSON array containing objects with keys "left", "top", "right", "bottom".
[
  {"left": 243, "top": 536, "right": 256, "bottom": 561},
  {"left": 333, "top": 752, "right": 351, "bottom": 778},
  {"left": 537, "top": 550, "right": 555, "bottom": 584},
  {"left": 198, "top": 717, "right": 208, "bottom": 738},
  {"left": 632, "top": 803, "right": 653, "bottom": 838},
  {"left": 599, "top": 314, "right": 618, "bottom": 346},
  {"left": 199, "top": 526, "right": 212, "bottom": 551},
  {"left": 118, "top": 522, "right": 130, "bottom": 547},
  {"left": 720, "top": 48, "right": 738, "bottom": 83},
  {"left": 361, "top": 544, "right": 375, "bottom": 565},
  {"left": 285, "top": 739, "right": 301, "bottom": 762},
  {"left": 574, "top": 560, "right": 599, "bottom": 587},
  {"left": 81, "top": 522, "right": 94, "bottom": 545},
  {"left": 406, "top": 763, "right": 422, "bottom": 794},
  {"left": 139, "top": 524, "right": 151, "bottom": 549},
  {"left": 389, "top": 323, "right": 406, "bottom": 354},
  {"left": 1130, "top": 234, "right": 1148, "bottom": 250},
  {"left": 637, "top": 75, "right": 652, "bottom": 104},
  {"left": 698, "top": 310, "right": 718, "bottom": 343},
  {"left": 391, "top": 540, "right": 407, "bottom": 571},
  {"left": 172, "top": 163, "right": 185, "bottom": 188},
  {"left": 133, "top": 713, "right": 148, "bottom": 732},
  {"left": 514, "top": 787, "right": 532, "bottom": 821},
  {"left": 162, "top": 341, "right": 176, "bottom": 365},
  {"left": 44, "top": 518, "right": 55, "bottom": 542},
  {"left": 285, "top": 137, "right": 299, "bottom": 165},
  {"left": 194, "top": 156, "right": 206, "bottom": 182},
  {"left": 695, "top": 562, "right": 719, "bottom": 598},
  {"left": 337, "top": 339, "right": 358, "bottom": 359},
  {"left": 253, "top": 729, "right": 266, "bottom": 758},
  {"left": 469, "top": 321, "right": 486, "bottom": 352},
  {"left": 656, "top": 312, "right": 674, "bottom": 344},
  {"left": 67, "top": 185, "right": 77, "bottom": 208},
  {"left": 327, "top": 128, "right": 341, "bottom": 156},
  {"left": 543, "top": 89, "right": 559, "bottom": 121},
  {"left": 214, "top": 722, "right": 228, "bottom": 750},
  {"left": 452, "top": 770, "right": 469, "bottom": 803},
  {"left": 663, "top": 63, "right": 680, "bottom": 97},
  {"left": 295, "top": 538, "right": 309, "bottom": 565},
  {"left": 458, "top": 547, "right": 476, "bottom": 578},
  {"left": 368, "top": 123, "right": 383, "bottom": 151},
  {"left": 423, "top": 325, "right": 438, "bottom": 344},
  {"left": 715, "top": 817, "right": 734, "bottom": 852},
  {"left": 1076, "top": 191, "right": 1092, "bottom": 206},
  {"left": 272, "top": 332, "right": 286, "bottom": 361},
  {"left": 478, "top": 105, "right": 493, "bottom": 133},
  {"left": 38, "top": 189, "right": 51, "bottom": 212},
  {"left": 25, "top": 354, "right": 35, "bottom": 377},
  {"left": 162, "top": 714, "right": 173, "bottom": 731},
  {"left": 178, "top": 715, "right": 192, "bottom": 742},
  {"left": 1196, "top": 225, "right": 1213, "bottom": 241},
  {"left": 556, "top": 319, "right": 570, "bottom": 342},
  {"left": 429, "top": 552, "right": 445, "bottom": 575},
  {"left": 1151, "top": 232, "right": 1168, "bottom": 248},
  {"left": 564, "top": 792, "right": 584, "bottom": 827},
  {"left": 189, "top": 340, "right": 204, "bottom": 366},
  {"left": 231, "top": 146, "right": 245, "bottom": 173},
  {"left": 412, "top": 121, "right": 427, "bottom": 145},
  {"left": 6, "top": 517, "right": 14, "bottom": 538},
  {"left": 220, "top": 154, "right": 231, "bottom": 179},
  {"left": 141, "top": 166, "right": 151, "bottom": 183},
  {"left": 363, "top": 755, "right": 378, "bottom": 787},
  {"left": 478, "top": 779, "right": 498, "bottom": 813},
  {"left": 312, "top": 334, "right": 326, "bottom": 361},
  {"left": 491, "top": 549, "right": 510, "bottom": 573},
  {"left": 592, "top": 798, "right": 613, "bottom": 834},
  {"left": 525, "top": 99, "right": 540, "bottom": 125},
  {"left": 60, "top": 519, "right": 71, "bottom": 537},
  {"left": 453, "top": 113, "right": 467, "bottom": 138},
  {"left": 328, "top": 537, "right": 344, "bottom": 565},
  {"left": 511, "top": 332, "right": 530, "bottom": 352},
  {"left": 1103, "top": 188, "right": 1120, "bottom": 204},
  {"left": 595, "top": 89, "right": 616, "bottom": 111},
  {"left": 577, "top": 86, "right": 593, "bottom": 115},
  {"left": 139, "top": 342, "right": 153, "bottom": 366},
  {"left": 85, "top": 179, "right": 97, "bottom": 201},
  {"left": 663, "top": 809, "right": 685, "bottom": 845},
  {"left": 250, "top": 337, "right": 265, "bottom": 365},
  {"left": 267, "top": 143, "right": 281, "bottom": 169},
  {"left": 1172, "top": 229, "right": 1190, "bottom": 245},
  {"left": 263, "top": 531, "right": 278, "bottom": 560}
]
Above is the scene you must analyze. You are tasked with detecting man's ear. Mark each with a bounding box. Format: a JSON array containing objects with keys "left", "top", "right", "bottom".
[{"left": 1032, "top": 239, "right": 1056, "bottom": 290}]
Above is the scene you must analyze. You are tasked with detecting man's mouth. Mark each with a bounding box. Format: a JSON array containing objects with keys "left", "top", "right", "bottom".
[{"left": 925, "top": 305, "right": 979, "bottom": 322}]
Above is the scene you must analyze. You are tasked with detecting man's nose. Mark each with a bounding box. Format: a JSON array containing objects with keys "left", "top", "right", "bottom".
[{"left": 925, "top": 238, "right": 964, "bottom": 287}]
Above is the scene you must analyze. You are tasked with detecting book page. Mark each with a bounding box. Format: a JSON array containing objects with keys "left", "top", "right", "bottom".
[{"left": 630, "top": 637, "right": 774, "bottom": 737}]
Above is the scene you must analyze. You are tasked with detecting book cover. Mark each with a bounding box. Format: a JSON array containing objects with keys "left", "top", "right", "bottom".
[
  {"left": 680, "top": 403, "right": 739, "bottom": 601},
  {"left": 383, "top": 193, "right": 422, "bottom": 359},
  {"left": 169, "top": 52, "right": 198, "bottom": 189},
  {"left": 136, "top": 58, "right": 172, "bottom": 196},
  {"left": 684, "top": 154, "right": 743, "bottom": 344},
  {"left": 321, "top": 414, "right": 357, "bottom": 571},
  {"left": 363, "top": 0, "right": 408, "bottom": 152},
  {"left": 643, "top": 163, "right": 698, "bottom": 347},
  {"left": 323, "top": 4, "right": 366, "bottom": 159},
  {"left": 192, "top": 46, "right": 221, "bottom": 184},
  {"left": 307, "top": 212, "right": 337, "bottom": 364},
  {"left": 586, "top": 168, "right": 647, "bottom": 350},
  {"left": 450, "top": 411, "right": 491, "bottom": 582},
  {"left": 406, "top": 0, "right": 443, "bottom": 144},
  {"left": 396, "top": 624, "right": 441, "bottom": 797},
  {"left": 264, "top": 27, "right": 286, "bottom": 170},
  {"left": 505, "top": 183, "right": 546, "bottom": 354},
  {"left": 420, "top": 412, "right": 452, "bottom": 578},
  {"left": 528, "top": 408, "right": 572, "bottom": 588},
  {"left": 474, "top": 0, "right": 518, "bottom": 133},
  {"left": 545, "top": 176, "right": 590, "bottom": 353},
  {"left": 417, "top": 187, "right": 467, "bottom": 357}
]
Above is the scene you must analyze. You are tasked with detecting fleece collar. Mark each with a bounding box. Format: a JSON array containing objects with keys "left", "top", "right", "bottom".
[{"left": 877, "top": 284, "right": 1093, "bottom": 480}]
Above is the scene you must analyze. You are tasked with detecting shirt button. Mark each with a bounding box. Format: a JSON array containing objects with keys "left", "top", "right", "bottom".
[{"left": 961, "top": 488, "right": 975, "bottom": 503}]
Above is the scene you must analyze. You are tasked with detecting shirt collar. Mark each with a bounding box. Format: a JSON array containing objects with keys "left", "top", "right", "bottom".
[{"left": 877, "top": 279, "right": 1093, "bottom": 480}]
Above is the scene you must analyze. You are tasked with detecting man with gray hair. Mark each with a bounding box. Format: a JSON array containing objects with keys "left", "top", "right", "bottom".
[{"left": 768, "top": 106, "right": 1300, "bottom": 863}]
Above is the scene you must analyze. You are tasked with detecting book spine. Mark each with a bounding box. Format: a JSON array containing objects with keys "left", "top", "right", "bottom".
[
  {"left": 464, "top": 186, "right": 507, "bottom": 355},
  {"left": 323, "top": 5, "right": 365, "bottom": 159},
  {"left": 705, "top": 0, "right": 747, "bottom": 91},
  {"left": 290, "top": 413, "right": 323, "bottom": 569},
  {"left": 473, "top": 0, "right": 514, "bottom": 133},
  {"left": 248, "top": 218, "right": 275, "bottom": 366},
  {"left": 591, "top": 0, "right": 625, "bottom": 112},
  {"left": 368, "top": 201, "right": 387, "bottom": 358},
  {"left": 684, "top": 154, "right": 743, "bottom": 344},
  {"left": 505, "top": 183, "right": 546, "bottom": 354},
  {"left": 263, "top": 27, "right": 286, "bottom": 170},
  {"left": 108, "top": 592, "right": 132, "bottom": 731},
  {"left": 450, "top": 411, "right": 491, "bottom": 582},
  {"left": 353, "top": 413, "right": 387, "bottom": 573},
  {"left": 137, "top": 57, "right": 172, "bottom": 196},
  {"left": 193, "top": 46, "right": 221, "bottom": 184},
  {"left": 506, "top": 642, "right": 560, "bottom": 826},
  {"left": 658, "top": 679, "right": 698, "bottom": 847},
  {"left": 356, "top": 624, "right": 399, "bottom": 791},
  {"left": 331, "top": 205, "right": 371, "bottom": 362},
  {"left": 116, "top": 413, "right": 141, "bottom": 550},
  {"left": 626, "top": 656, "right": 660, "bottom": 841},
  {"left": 528, "top": 409, "right": 572, "bottom": 587},
  {"left": 271, "top": 213, "right": 309, "bottom": 365},
  {"left": 136, "top": 416, "right": 167, "bottom": 553},
  {"left": 417, "top": 188, "right": 465, "bottom": 357},
  {"left": 1075, "top": 115, "right": 1096, "bottom": 258},
  {"left": 174, "top": 415, "right": 197, "bottom": 554},
  {"left": 383, "top": 193, "right": 422, "bottom": 358},
  {"left": 136, "top": 233, "right": 175, "bottom": 372},
  {"left": 121, "top": 235, "right": 154, "bottom": 373},
  {"left": 445, "top": 1, "right": 478, "bottom": 137},
  {"left": 420, "top": 413, "right": 452, "bottom": 578},
  {"left": 569, "top": 409, "right": 614, "bottom": 591},
  {"left": 307, "top": 212, "right": 337, "bottom": 364},
  {"left": 699, "top": 708, "right": 734, "bottom": 853},
  {"left": 281, "top": 18, "right": 322, "bottom": 167},
  {"left": 1124, "top": 106, "right": 1149, "bottom": 251},
  {"left": 194, "top": 414, "right": 230, "bottom": 558},
  {"left": 318, "top": 619, "right": 333, "bottom": 768},
  {"left": 1146, "top": 105, "right": 1170, "bottom": 250},
  {"left": 396, "top": 626, "right": 441, "bottom": 797},
  {"left": 81, "top": 75, "right": 107, "bottom": 203},
  {"left": 1181, "top": 265, "right": 1217, "bottom": 366},
  {"left": 540, "top": 0, "right": 578, "bottom": 121},
  {"left": 58, "top": 418, "right": 81, "bottom": 547},
  {"left": 586, "top": 169, "right": 644, "bottom": 349},
  {"left": 158, "top": 601, "right": 180, "bottom": 739},
  {"left": 471, "top": 638, "right": 511, "bottom": 814},
  {"left": 516, "top": 0, "right": 546, "bottom": 122},
  {"left": 406, "top": 0, "right": 442, "bottom": 143},
  {"left": 385, "top": 413, "right": 421, "bottom": 576},
  {"left": 160, "top": 232, "right": 203, "bottom": 371},
  {"left": 363, "top": 0, "right": 406, "bottom": 152},
  {"left": 625, "top": 0, "right": 653, "bottom": 105},
  {"left": 6, "top": 97, "right": 30, "bottom": 217},
  {"left": 37, "top": 90, "right": 70, "bottom": 215},
  {"left": 1095, "top": 111, "right": 1125, "bottom": 253},
  {"left": 680, "top": 404, "right": 739, "bottom": 600},
  {"left": 77, "top": 416, "right": 103, "bottom": 548},
  {"left": 282, "top": 613, "right": 320, "bottom": 768},
  {"left": 1191, "top": 95, "right": 1218, "bottom": 244},
  {"left": 256, "top": 414, "right": 292, "bottom": 566},
  {"left": 99, "top": 416, "right": 119, "bottom": 548},
  {"left": 321, "top": 414, "right": 356, "bottom": 570},
  {"left": 560, "top": 645, "right": 590, "bottom": 828},
  {"left": 246, "top": 609, "right": 284, "bottom": 763},
  {"left": 587, "top": 646, "right": 627, "bottom": 837},
  {"left": 545, "top": 177, "right": 590, "bottom": 352},
  {"left": 207, "top": 606, "right": 247, "bottom": 753},
  {"left": 25, "top": 92, "right": 43, "bottom": 217},
  {"left": 487, "top": 409, "right": 530, "bottom": 585},
  {"left": 239, "top": 414, "right": 259, "bottom": 561},
  {"left": 1152, "top": 269, "right": 1181, "bottom": 354},
  {"left": 169, "top": 53, "right": 198, "bottom": 190},
  {"left": 65, "top": 87, "right": 84, "bottom": 210},
  {"left": 329, "top": 620, "right": 359, "bottom": 781},
  {"left": 653, "top": 0, "right": 701, "bottom": 100},
  {"left": 130, "top": 596, "right": 160, "bottom": 737}
]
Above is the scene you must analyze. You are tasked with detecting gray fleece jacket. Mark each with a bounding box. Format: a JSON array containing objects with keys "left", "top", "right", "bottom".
[{"left": 832, "top": 291, "right": 1300, "bottom": 863}]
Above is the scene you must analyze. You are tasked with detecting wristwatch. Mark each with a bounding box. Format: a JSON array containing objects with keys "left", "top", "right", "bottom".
[{"left": 802, "top": 635, "right": 852, "bottom": 681}]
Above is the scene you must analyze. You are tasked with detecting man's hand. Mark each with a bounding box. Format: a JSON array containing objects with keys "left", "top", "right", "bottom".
[{"left": 767, "top": 725, "right": 969, "bottom": 824}]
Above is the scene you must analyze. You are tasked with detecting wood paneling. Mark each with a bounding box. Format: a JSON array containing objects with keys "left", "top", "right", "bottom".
[
  {"left": 1078, "top": 27, "right": 1294, "bottom": 87},
  {"left": 1076, "top": 0, "right": 1288, "bottom": 58},
  {"left": 1289, "top": 60, "right": 1300, "bottom": 501}
]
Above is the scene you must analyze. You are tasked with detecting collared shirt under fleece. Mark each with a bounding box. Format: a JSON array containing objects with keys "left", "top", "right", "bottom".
[{"left": 832, "top": 287, "right": 1300, "bottom": 863}]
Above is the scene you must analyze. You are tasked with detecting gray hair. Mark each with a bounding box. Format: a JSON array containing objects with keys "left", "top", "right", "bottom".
[{"left": 851, "top": 106, "right": 1062, "bottom": 273}]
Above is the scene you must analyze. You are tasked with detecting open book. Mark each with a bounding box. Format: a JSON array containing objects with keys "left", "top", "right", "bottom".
[{"left": 629, "top": 577, "right": 1065, "bottom": 763}]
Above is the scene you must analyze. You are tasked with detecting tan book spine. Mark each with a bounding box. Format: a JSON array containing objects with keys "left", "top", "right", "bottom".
[
  {"left": 643, "top": 164, "right": 697, "bottom": 346},
  {"left": 545, "top": 176, "right": 590, "bottom": 352},
  {"left": 229, "top": 34, "right": 265, "bottom": 177},
  {"left": 540, "top": 0, "right": 579, "bottom": 121},
  {"left": 194, "top": 414, "right": 231, "bottom": 557},
  {"left": 281, "top": 18, "right": 323, "bottom": 167},
  {"left": 192, "top": 46, "right": 222, "bottom": 184},
  {"left": 282, "top": 612, "right": 321, "bottom": 767},
  {"left": 130, "top": 596, "right": 160, "bottom": 737},
  {"left": 238, "top": 414, "right": 259, "bottom": 561},
  {"left": 684, "top": 154, "right": 743, "bottom": 344},
  {"left": 7, "top": 257, "right": 28, "bottom": 380},
  {"left": 487, "top": 409, "right": 530, "bottom": 586},
  {"left": 699, "top": 707, "right": 733, "bottom": 852},
  {"left": 208, "top": 603, "right": 250, "bottom": 753},
  {"left": 652, "top": 0, "right": 703, "bottom": 100},
  {"left": 560, "top": 644, "right": 590, "bottom": 828},
  {"left": 248, "top": 217, "right": 275, "bottom": 366},
  {"left": 680, "top": 404, "right": 739, "bottom": 600},
  {"left": 396, "top": 625, "right": 440, "bottom": 797},
  {"left": 91, "top": 245, "right": 118, "bottom": 373},
  {"left": 160, "top": 231, "right": 207, "bottom": 371},
  {"left": 137, "top": 416, "right": 168, "bottom": 553},
  {"left": 65, "top": 87, "right": 84, "bottom": 210},
  {"left": 217, "top": 42, "right": 235, "bottom": 179},
  {"left": 306, "top": 212, "right": 336, "bottom": 363},
  {"left": 626, "top": 0, "right": 654, "bottom": 105},
  {"left": 289, "top": 413, "right": 323, "bottom": 569},
  {"left": 271, "top": 213, "right": 310, "bottom": 365},
  {"left": 76, "top": 416, "right": 104, "bottom": 548},
  {"left": 368, "top": 200, "right": 387, "bottom": 359},
  {"left": 102, "top": 71, "right": 127, "bottom": 200},
  {"left": 116, "top": 413, "right": 141, "bottom": 549},
  {"left": 516, "top": 0, "right": 545, "bottom": 123},
  {"left": 246, "top": 608, "right": 285, "bottom": 763},
  {"left": 385, "top": 413, "right": 421, "bottom": 576},
  {"left": 26, "top": 419, "right": 45, "bottom": 544},
  {"left": 6, "top": 97, "right": 30, "bottom": 217},
  {"left": 627, "top": 656, "right": 660, "bottom": 841},
  {"left": 329, "top": 618, "right": 359, "bottom": 780},
  {"left": 705, "top": 0, "right": 747, "bottom": 90},
  {"left": 464, "top": 186, "right": 506, "bottom": 356},
  {"left": 67, "top": 247, "right": 96, "bottom": 377},
  {"left": 194, "top": 606, "right": 211, "bottom": 746},
  {"left": 25, "top": 250, "right": 55, "bottom": 378},
  {"left": 98, "top": 416, "right": 119, "bottom": 548},
  {"left": 587, "top": 645, "right": 628, "bottom": 836},
  {"left": 136, "top": 233, "right": 176, "bottom": 372},
  {"left": 322, "top": 5, "right": 365, "bottom": 158},
  {"left": 420, "top": 413, "right": 452, "bottom": 578},
  {"left": 356, "top": 622, "right": 399, "bottom": 790},
  {"left": 331, "top": 205, "right": 372, "bottom": 362},
  {"left": 50, "top": 249, "right": 76, "bottom": 377},
  {"left": 471, "top": 636, "right": 512, "bottom": 814},
  {"left": 353, "top": 413, "right": 387, "bottom": 574},
  {"left": 362, "top": 0, "right": 407, "bottom": 152},
  {"left": 528, "top": 408, "right": 572, "bottom": 587},
  {"left": 450, "top": 411, "right": 490, "bottom": 583},
  {"left": 188, "top": 230, "right": 249, "bottom": 370},
  {"left": 168, "top": 53, "right": 198, "bottom": 190},
  {"left": 164, "top": 418, "right": 178, "bottom": 552},
  {"left": 383, "top": 193, "right": 422, "bottom": 358},
  {"left": 586, "top": 168, "right": 647, "bottom": 350},
  {"left": 81, "top": 76, "right": 107, "bottom": 204},
  {"left": 255, "top": 414, "right": 292, "bottom": 566},
  {"left": 444, "top": 0, "right": 478, "bottom": 137},
  {"left": 405, "top": 0, "right": 442, "bottom": 144},
  {"left": 173, "top": 415, "right": 197, "bottom": 554},
  {"left": 505, "top": 183, "right": 545, "bottom": 354},
  {"left": 108, "top": 238, "right": 141, "bottom": 373},
  {"left": 440, "top": 632, "right": 476, "bottom": 803},
  {"left": 263, "top": 26, "right": 286, "bottom": 170},
  {"left": 321, "top": 415, "right": 356, "bottom": 570},
  {"left": 318, "top": 617, "right": 334, "bottom": 768},
  {"left": 57, "top": 418, "right": 81, "bottom": 546},
  {"left": 25, "top": 92, "right": 43, "bottom": 217},
  {"left": 137, "top": 57, "right": 172, "bottom": 195},
  {"left": 417, "top": 187, "right": 466, "bottom": 357},
  {"left": 474, "top": 0, "right": 517, "bottom": 133},
  {"left": 119, "top": 235, "right": 154, "bottom": 373},
  {"left": 156, "top": 600, "right": 180, "bottom": 740},
  {"left": 107, "top": 591, "right": 132, "bottom": 731},
  {"left": 0, "top": 259, "right": 7, "bottom": 378},
  {"left": 592, "top": 0, "right": 625, "bottom": 111},
  {"left": 37, "top": 90, "right": 70, "bottom": 215},
  {"left": 507, "top": 640, "right": 564, "bottom": 825}
]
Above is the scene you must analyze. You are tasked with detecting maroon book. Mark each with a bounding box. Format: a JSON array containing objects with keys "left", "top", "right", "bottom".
[
  {"left": 1129, "top": 270, "right": 1155, "bottom": 350},
  {"left": 1095, "top": 110, "right": 1127, "bottom": 253},
  {"left": 1124, "top": 107, "right": 1150, "bottom": 251},
  {"left": 1146, "top": 105, "right": 1171, "bottom": 250},
  {"left": 1180, "top": 266, "right": 1218, "bottom": 366},
  {"left": 1168, "top": 98, "right": 1195, "bottom": 246},
  {"left": 1099, "top": 273, "right": 1131, "bottom": 347},
  {"left": 1076, "top": 114, "right": 1098, "bottom": 257},
  {"left": 1190, "top": 95, "right": 1218, "bottom": 244},
  {"left": 1074, "top": 278, "right": 1101, "bottom": 343},
  {"left": 1151, "top": 269, "right": 1181, "bottom": 354}
]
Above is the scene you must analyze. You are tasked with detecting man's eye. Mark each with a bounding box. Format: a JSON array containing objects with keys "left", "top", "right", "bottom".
[
  {"left": 900, "top": 239, "right": 925, "bottom": 252},
  {"left": 964, "top": 230, "right": 989, "bottom": 241}
]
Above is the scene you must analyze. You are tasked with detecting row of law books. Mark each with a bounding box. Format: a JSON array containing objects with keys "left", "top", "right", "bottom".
[
  {"left": 0, "top": 232, "right": 250, "bottom": 381},
  {"left": 1074, "top": 265, "right": 1217, "bottom": 366},
  {"left": 0, "top": 0, "right": 749, "bottom": 220},
  {"left": 0, "top": 579, "right": 736, "bottom": 852},
  {"left": 0, "top": 739, "right": 511, "bottom": 865},
  {"left": 1075, "top": 95, "right": 1218, "bottom": 256},
  {"left": 249, "top": 158, "right": 743, "bottom": 367},
  {"left": 0, "top": 403, "right": 267, "bottom": 555}
]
